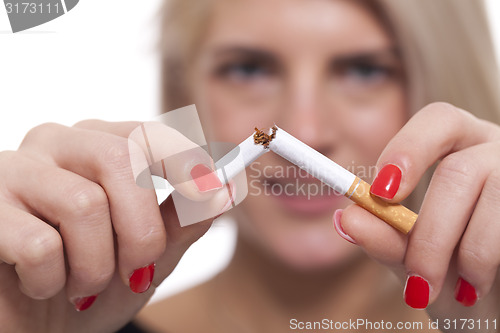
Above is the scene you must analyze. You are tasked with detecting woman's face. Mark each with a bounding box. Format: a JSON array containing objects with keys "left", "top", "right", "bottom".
[{"left": 192, "top": 0, "right": 407, "bottom": 270}]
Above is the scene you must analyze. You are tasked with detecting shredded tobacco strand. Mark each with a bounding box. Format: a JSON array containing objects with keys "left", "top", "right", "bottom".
[{"left": 254, "top": 126, "right": 278, "bottom": 148}]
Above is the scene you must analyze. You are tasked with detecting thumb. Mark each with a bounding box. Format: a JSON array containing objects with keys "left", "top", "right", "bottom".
[
  {"left": 334, "top": 204, "right": 407, "bottom": 268},
  {"left": 129, "top": 122, "right": 243, "bottom": 226}
]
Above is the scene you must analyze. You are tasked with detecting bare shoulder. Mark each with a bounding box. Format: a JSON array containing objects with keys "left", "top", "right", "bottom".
[{"left": 135, "top": 280, "right": 216, "bottom": 333}]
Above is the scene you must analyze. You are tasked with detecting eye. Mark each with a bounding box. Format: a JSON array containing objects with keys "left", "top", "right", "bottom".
[
  {"left": 216, "top": 60, "right": 274, "bottom": 82},
  {"left": 343, "top": 63, "right": 391, "bottom": 83}
]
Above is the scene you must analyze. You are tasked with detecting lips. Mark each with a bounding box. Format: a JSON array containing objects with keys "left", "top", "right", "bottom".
[{"left": 261, "top": 176, "right": 345, "bottom": 216}]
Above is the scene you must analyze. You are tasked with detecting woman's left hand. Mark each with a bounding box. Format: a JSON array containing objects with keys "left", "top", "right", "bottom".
[{"left": 338, "top": 102, "right": 500, "bottom": 329}]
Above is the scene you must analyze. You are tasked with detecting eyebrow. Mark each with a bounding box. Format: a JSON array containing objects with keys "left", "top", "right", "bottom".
[
  {"left": 210, "top": 45, "right": 400, "bottom": 67},
  {"left": 212, "top": 46, "right": 278, "bottom": 62},
  {"left": 333, "top": 48, "right": 400, "bottom": 66}
]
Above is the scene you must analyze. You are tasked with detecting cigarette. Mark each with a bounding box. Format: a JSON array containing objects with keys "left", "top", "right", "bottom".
[
  {"left": 214, "top": 126, "right": 417, "bottom": 234},
  {"left": 269, "top": 127, "right": 417, "bottom": 234},
  {"left": 215, "top": 133, "right": 269, "bottom": 185}
]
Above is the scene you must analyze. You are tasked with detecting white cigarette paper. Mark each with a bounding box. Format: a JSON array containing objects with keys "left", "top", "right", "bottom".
[
  {"left": 268, "top": 128, "right": 356, "bottom": 195},
  {"left": 215, "top": 134, "right": 269, "bottom": 185},
  {"left": 214, "top": 127, "right": 355, "bottom": 195}
]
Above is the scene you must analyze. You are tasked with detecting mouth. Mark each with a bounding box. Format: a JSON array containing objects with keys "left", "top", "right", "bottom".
[{"left": 260, "top": 175, "right": 346, "bottom": 216}]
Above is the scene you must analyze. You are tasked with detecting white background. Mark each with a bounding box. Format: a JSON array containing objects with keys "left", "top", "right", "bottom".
[{"left": 0, "top": 0, "right": 499, "bottom": 303}]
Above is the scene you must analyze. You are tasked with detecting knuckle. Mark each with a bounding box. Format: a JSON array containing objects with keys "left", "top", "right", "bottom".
[
  {"left": 73, "top": 119, "right": 101, "bottom": 129},
  {"left": 410, "top": 235, "right": 441, "bottom": 253},
  {"left": 434, "top": 154, "right": 477, "bottom": 189},
  {"left": 484, "top": 170, "right": 500, "bottom": 200},
  {"left": 0, "top": 150, "right": 17, "bottom": 169},
  {"left": 421, "top": 102, "right": 460, "bottom": 120},
  {"left": 406, "top": 235, "right": 444, "bottom": 265},
  {"left": 19, "top": 280, "right": 62, "bottom": 300},
  {"left": 21, "top": 122, "right": 62, "bottom": 147},
  {"left": 0, "top": 150, "right": 16, "bottom": 161},
  {"left": 420, "top": 102, "right": 472, "bottom": 138},
  {"left": 423, "top": 102, "right": 467, "bottom": 118},
  {"left": 131, "top": 226, "right": 166, "bottom": 255},
  {"left": 66, "top": 182, "right": 108, "bottom": 215},
  {"left": 459, "top": 243, "right": 495, "bottom": 272},
  {"left": 70, "top": 264, "right": 114, "bottom": 288},
  {"left": 19, "top": 230, "right": 62, "bottom": 269},
  {"left": 98, "top": 139, "right": 132, "bottom": 171}
]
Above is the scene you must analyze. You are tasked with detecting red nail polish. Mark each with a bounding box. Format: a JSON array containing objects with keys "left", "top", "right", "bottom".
[
  {"left": 129, "top": 263, "right": 155, "bottom": 293},
  {"left": 455, "top": 277, "right": 477, "bottom": 307},
  {"left": 370, "top": 164, "right": 402, "bottom": 200},
  {"left": 74, "top": 295, "right": 98, "bottom": 312},
  {"left": 333, "top": 209, "right": 356, "bottom": 244},
  {"left": 404, "top": 275, "right": 429, "bottom": 309},
  {"left": 190, "top": 164, "right": 223, "bottom": 192}
]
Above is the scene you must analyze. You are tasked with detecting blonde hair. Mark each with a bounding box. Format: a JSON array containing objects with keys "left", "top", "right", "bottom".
[
  {"left": 159, "top": 0, "right": 500, "bottom": 207},
  {"left": 159, "top": 0, "right": 213, "bottom": 111},
  {"left": 379, "top": 0, "right": 500, "bottom": 122}
]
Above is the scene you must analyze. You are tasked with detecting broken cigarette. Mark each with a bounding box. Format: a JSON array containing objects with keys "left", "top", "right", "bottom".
[
  {"left": 215, "top": 126, "right": 417, "bottom": 234},
  {"left": 215, "top": 133, "right": 270, "bottom": 184}
]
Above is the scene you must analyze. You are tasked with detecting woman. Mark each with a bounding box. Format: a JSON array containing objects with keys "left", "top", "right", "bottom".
[{"left": 0, "top": 0, "right": 499, "bottom": 332}]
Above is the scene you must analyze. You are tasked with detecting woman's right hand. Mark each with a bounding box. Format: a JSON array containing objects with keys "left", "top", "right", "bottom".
[{"left": 0, "top": 120, "right": 233, "bottom": 333}]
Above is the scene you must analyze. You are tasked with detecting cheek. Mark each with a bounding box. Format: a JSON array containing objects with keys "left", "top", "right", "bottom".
[
  {"left": 195, "top": 83, "right": 245, "bottom": 142},
  {"left": 343, "top": 89, "right": 407, "bottom": 161}
]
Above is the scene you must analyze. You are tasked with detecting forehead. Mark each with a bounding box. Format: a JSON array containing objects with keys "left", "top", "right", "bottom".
[{"left": 204, "top": 0, "right": 392, "bottom": 55}]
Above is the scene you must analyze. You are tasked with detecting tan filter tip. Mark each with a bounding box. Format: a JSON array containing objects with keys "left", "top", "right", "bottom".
[{"left": 345, "top": 177, "right": 417, "bottom": 234}]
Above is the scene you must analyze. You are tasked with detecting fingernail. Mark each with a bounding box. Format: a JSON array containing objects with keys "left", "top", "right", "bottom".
[
  {"left": 190, "top": 164, "right": 223, "bottom": 192},
  {"left": 73, "top": 295, "right": 98, "bottom": 312},
  {"left": 455, "top": 277, "right": 477, "bottom": 307},
  {"left": 129, "top": 263, "right": 155, "bottom": 294},
  {"left": 213, "top": 213, "right": 224, "bottom": 220},
  {"left": 370, "top": 164, "right": 402, "bottom": 200},
  {"left": 404, "top": 275, "right": 429, "bottom": 309},
  {"left": 219, "top": 182, "right": 236, "bottom": 214},
  {"left": 332, "top": 209, "right": 356, "bottom": 244},
  {"left": 220, "top": 194, "right": 234, "bottom": 213}
]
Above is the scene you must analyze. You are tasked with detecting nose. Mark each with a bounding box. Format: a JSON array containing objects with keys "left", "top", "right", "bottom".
[{"left": 276, "top": 64, "right": 338, "bottom": 156}]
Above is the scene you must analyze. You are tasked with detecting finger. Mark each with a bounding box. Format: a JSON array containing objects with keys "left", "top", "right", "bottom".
[
  {"left": 403, "top": 143, "right": 500, "bottom": 308},
  {"left": 0, "top": 201, "right": 65, "bottom": 299},
  {"left": 370, "top": 102, "right": 500, "bottom": 201},
  {"left": 152, "top": 196, "right": 212, "bottom": 284},
  {"left": 455, "top": 169, "right": 500, "bottom": 306},
  {"left": 19, "top": 123, "right": 167, "bottom": 291},
  {"left": 1, "top": 152, "right": 114, "bottom": 301},
  {"left": 338, "top": 204, "right": 407, "bottom": 267},
  {"left": 73, "top": 119, "right": 141, "bottom": 138},
  {"left": 152, "top": 187, "right": 234, "bottom": 286}
]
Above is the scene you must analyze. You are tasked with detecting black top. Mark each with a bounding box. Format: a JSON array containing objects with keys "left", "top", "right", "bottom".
[{"left": 116, "top": 322, "right": 150, "bottom": 333}]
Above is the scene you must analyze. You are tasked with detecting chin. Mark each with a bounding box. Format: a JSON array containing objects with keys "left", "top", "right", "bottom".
[
  {"left": 270, "top": 235, "right": 362, "bottom": 272},
  {"left": 236, "top": 195, "right": 361, "bottom": 272}
]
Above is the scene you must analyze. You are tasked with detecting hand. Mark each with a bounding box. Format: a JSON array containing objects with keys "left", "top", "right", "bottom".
[
  {"left": 0, "top": 120, "right": 233, "bottom": 333},
  {"left": 337, "top": 103, "right": 500, "bottom": 331}
]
